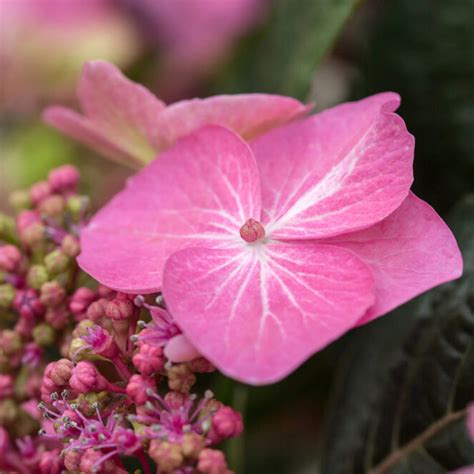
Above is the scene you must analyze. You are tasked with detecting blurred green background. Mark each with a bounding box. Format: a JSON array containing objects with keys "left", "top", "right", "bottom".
[{"left": 1, "top": 0, "right": 473, "bottom": 472}]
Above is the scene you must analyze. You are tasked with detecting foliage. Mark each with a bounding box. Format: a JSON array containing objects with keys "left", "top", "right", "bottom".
[
  {"left": 214, "top": 0, "right": 362, "bottom": 100},
  {"left": 322, "top": 195, "right": 474, "bottom": 473}
]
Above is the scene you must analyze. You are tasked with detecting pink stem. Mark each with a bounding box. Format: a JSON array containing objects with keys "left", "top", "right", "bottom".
[{"left": 136, "top": 450, "right": 152, "bottom": 474}]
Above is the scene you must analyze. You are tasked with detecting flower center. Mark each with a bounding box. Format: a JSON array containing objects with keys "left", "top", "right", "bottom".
[{"left": 239, "top": 218, "right": 265, "bottom": 243}]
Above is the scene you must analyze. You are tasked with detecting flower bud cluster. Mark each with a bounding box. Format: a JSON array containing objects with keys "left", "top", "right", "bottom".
[
  {"left": 0, "top": 166, "right": 88, "bottom": 473},
  {"left": 2, "top": 166, "right": 243, "bottom": 473},
  {"left": 38, "top": 292, "right": 242, "bottom": 473}
]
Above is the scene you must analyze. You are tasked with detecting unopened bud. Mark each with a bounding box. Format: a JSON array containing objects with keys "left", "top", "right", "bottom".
[
  {"left": 61, "top": 234, "right": 80, "bottom": 258},
  {"left": 33, "top": 323, "right": 56, "bottom": 346},
  {"left": 40, "top": 281, "right": 66, "bottom": 307},
  {"left": 9, "top": 190, "right": 31, "bottom": 211},
  {"left": 44, "top": 250, "right": 70, "bottom": 274},
  {"left": 27, "top": 265, "right": 49, "bottom": 289},
  {"left": 0, "top": 284, "right": 15, "bottom": 309},
  {"left": 38, "top": 194, "right": 65, "bottom": 217}
]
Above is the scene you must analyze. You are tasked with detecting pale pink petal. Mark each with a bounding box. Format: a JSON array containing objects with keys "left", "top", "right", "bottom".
[
  {"left": 44, "top": 60, "right": 165, "bottom": 165},
  {"left": 152, "top": 94, "right": 310, "bottom": 149},
  {"left": 78, "top": 125, "right": 261, "bottom": 293},
  {"left": 323, "top": 193, "right": 463, "bottom": 325},
  {"left": 251, "top": 92, "right": 414, "bottom": 239},
  {"left": 43, "top": 107, "right": 145, "bottom": 167},
  {"left": 164, "top": 334, "right": 201, "bottom": 363},
  {"left": 162, "top": 242, "right": 374, "bottom": 384}
]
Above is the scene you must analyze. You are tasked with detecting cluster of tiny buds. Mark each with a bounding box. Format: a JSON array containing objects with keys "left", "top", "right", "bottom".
[
  {"left": 1, "top": 166, "right": 243, "bottom": 473},
  {"left": 0, "top": 165, "right": 89, "bottom": 474}
]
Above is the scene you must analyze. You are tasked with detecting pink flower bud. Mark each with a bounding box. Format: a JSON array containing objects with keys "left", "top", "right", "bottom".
[
  {"left": 61, "top": 234, "right": 81, "bottom": 258},
  {"left": 38, "top": 194, "right": 65, "bottom": 217},
  {"left": 132, "top": 344, "right": 164, "bottom": 376},
  {"left": 16, "top": 210, "right": 40, "bottom": 233},
  {"left": 82, "top": 325, "right": 118, "bottom": 359},
  {"left": 49, "top": 359, "right": 74, "bottom": 386},
  {"left": 40, "top": 281, "right": 66, "bottom": 307},
  {"left": 105, "top": 296, "right": 134, "bottom": 321},
  {"left": 70, "top": 361, "right": 107, "bottom": 393},
  {"left": 15, "top": 314, "right": 36, "bottom": 337},
  {"left": 0, "top": 245, "right": 21, "bottom": 272},
  {"left": 126, "top": 374, "right": 154, "bottom": 405},
  {"left": 13, "top": 288, "right": 45, "bottom": 319},
  {"left": 86, "top": 298, "right": 108, "bottom": 321},
  {"left": 80, "top": 448, "right": 120, "bottom": 474},
  {"left": 149, "top": 440, "right": 183, "bottom": 472},
  {"left": 0, "top": 375, "right": 13, "bottom": 399},
  {"left": 0, "top": 330, "right": 22, "bottom": 355},
  {"left": 197, "top": 448, "right": 230, "bottom": 474},
  {"left": 64, "top": 450, "right": 82, "bottom": 471},
  {"left": 163, "top": 390, "right": 188, "bottom": 410},
  {"left": 69, "top": 287, "right": 96, "bottom": 316},
  {"left": 45, "top": 306, "right": 69, "bottom": 329},
  {"left": 211, "top": 406, "right": 243, "bottom": 441},
  {"left": 29, "top": 180, "right": 51, "bottom": 205},
  {"left": 48, "top": 165, "right": 80, "bottom": 193},
  {"left": 38, "top": 448, "right": 63, "bottom": 474}
]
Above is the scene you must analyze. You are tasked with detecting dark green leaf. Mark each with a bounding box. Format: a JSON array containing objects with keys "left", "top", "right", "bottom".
[
  {"left": 322, "top": 195, "right": 474, "bottom": 473},
  {"left": 356, "top": 0, "right": 474, "bottom": 213},
  {"left": 213, "top": 0, "right": 363, "bottom": 100}
]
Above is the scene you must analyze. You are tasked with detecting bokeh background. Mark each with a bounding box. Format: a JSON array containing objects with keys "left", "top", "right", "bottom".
[{"left": 1, "top": 1, "right": 473, "bottom": 472}]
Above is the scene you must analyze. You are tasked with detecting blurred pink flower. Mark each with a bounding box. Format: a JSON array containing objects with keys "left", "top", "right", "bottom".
[
  {"left": 43, "top": 60, "right": 308, "bottom": 167},
  {"left": 126, "top": 0, "right": 267, "bottom": 98},
  {"left": 77, "top": 93, "right": 462, "bottom": 384},
  {"left": 0, "top": 0, "right": 139, "bottom": 113}
]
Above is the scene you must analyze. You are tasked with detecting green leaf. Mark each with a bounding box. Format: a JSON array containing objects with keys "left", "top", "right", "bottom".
[
  {"left": 356, "top": 0, "right": 474, "bottom": 213},
  {"left": 322, "top": 195, "right": 474, "bottom": 473},
  {"left": 213, "top": 0, "right": 363, "bottom": 100}
]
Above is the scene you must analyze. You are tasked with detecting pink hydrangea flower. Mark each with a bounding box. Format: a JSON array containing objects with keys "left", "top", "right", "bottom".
[
  {"left": 43, "top": 60, "right": 308, "bottom": 167},
  {"left": 78, "top": 93, "right": 462, "bottom": 384}
]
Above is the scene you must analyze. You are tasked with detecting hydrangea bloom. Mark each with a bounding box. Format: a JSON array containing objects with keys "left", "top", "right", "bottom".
[
  {"left": 78, "top": 93, "right": 462, "bottom": 384},
  {"left": 43, "top": 60, "right": 308, "bottom": 167}
]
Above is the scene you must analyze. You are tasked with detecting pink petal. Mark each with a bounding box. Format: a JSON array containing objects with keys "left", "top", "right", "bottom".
[
  {"left": 44, "top": 60, "right": 165, "bottom": 166},
  {"left": 162, "top": 242, "right": 375, "bottom": 384},
  {"left": 152, "top": 94, "right": 310, "bottom": 149},
  {"left": 164, "top": 334, "right": 201, "bottom": 363},
  {"left": 251, "top": 92, "right": 414, "bottom": 239},
  {"left": 323, "top": 193, "right": 463, "bottom": 325},
  {"left": 78, "top": 125, "right": 261, "bottom": 293},
  {"left": 43, "top": 107, "right": 145, "bottom": 167}
]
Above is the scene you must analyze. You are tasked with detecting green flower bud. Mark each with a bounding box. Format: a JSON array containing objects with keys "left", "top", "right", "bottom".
[
  {"left": 27, "top": 265, "right": 49, "bottom": 289},
  {"left": 32, "top": 323, "right": 56, "bottom": 346},
  {"left": 0, "top": 213, "right": 16, "bottom": 242},
  {"left": 67, "top": 195, "right": 90, "bottom": 220},
  {"left": 44, "top": 250, "right": 70, "bottom": 274},
  {"left": 0, "top": 283, "right": 15, "bottom": 309},
  {"left": 9, "top": 190, "right": 32, "bottom": 211}
]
